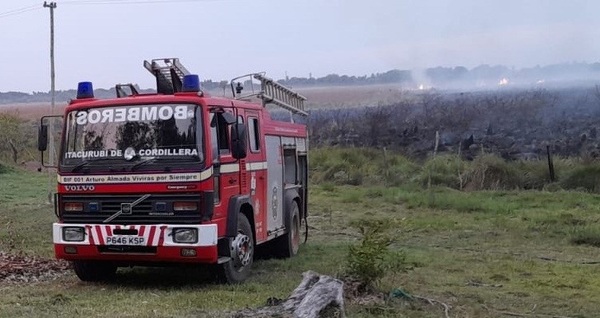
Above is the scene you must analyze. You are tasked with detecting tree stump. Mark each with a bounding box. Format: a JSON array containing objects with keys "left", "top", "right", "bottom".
[{"left": 233, "top": 271, "right": 345, "bottom": 318}]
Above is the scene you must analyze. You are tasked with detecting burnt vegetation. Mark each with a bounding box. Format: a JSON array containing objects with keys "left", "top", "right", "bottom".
[{"left": 305, "top": 86, "right": 600, "bottom": 161}]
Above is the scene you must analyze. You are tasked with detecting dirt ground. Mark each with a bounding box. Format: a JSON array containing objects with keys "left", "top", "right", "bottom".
[{"left": 0, "top": 251, "right": 70, "bottom": 284}]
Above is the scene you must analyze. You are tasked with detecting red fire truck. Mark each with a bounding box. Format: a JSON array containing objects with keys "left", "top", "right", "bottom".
[{"left": 38, "top": 58, "right": 308, "bottom": 283}]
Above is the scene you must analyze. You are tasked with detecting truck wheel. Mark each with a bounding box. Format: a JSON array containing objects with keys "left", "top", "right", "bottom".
[
  {"left": 73, "top": 260, "right": 117, "bottom": 282},
  {"left": 274, "top": 201, "right": 301, "bottom": 258},
  {"left": 221, "top": 213, "right": 254, "bottom": 284}
]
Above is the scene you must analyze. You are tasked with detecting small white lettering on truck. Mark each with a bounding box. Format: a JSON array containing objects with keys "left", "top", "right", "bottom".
[
  {"left": 76, "top": 105, "right": 191, "bottom": 125},
  {"left": 65, "top": 148, "right": 198, "bottom": 159}
]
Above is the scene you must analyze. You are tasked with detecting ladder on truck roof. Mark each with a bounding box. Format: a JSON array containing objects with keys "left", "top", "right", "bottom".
[
  {"left": 231, "top": 73, "right": 308, "bottom": 117},
  {"left": 144, "top": 58, "right": 190, "bottom": 94}
]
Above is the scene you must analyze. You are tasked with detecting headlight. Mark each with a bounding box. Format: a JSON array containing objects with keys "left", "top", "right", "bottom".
[
  {"left": 173, "top": 228, "right": 198, "bottom": 243},
  {"left": 173, "top": 201, "right": 197, "bottom": 211},
  {"left": 64, "top": 202, "right": 84, "bottom": 212},
  {"left": 63, "top": 227, "right": 85, "bottom": 242}
]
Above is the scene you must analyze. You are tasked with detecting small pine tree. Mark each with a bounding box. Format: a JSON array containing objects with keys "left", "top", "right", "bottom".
[{"left": 345, "top": 218, "right": 405, "bottom": 288}]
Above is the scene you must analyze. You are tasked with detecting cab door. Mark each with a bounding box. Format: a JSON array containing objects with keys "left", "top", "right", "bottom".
[
  {"left": 209, "top": 108, "right": 239, "bottom": 222},
  {"left": 244, "top": 111, "right": 267, "bottom": 242}
]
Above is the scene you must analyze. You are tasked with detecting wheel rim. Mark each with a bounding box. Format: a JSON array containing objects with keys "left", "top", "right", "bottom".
[{"left": 232, "top": 232, "right": 252, "bottom": 269}]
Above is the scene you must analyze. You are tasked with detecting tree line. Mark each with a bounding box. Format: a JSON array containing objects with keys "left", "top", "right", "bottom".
[{"left": 3, "top": 62, "right": 600, "bottom": 104}]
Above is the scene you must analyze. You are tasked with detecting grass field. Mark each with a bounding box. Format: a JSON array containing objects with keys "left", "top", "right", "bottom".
[{"left": 2, "top": 168, "right": 600, "bottom": 317}]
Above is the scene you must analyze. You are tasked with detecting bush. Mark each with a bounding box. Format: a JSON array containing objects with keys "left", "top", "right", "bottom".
[
  {"left": 419, "top": 154, "right": 466, "bottom": 189},
  {"left": 310, "top": 147, "right": 600, "bottom": 192},
  {"left": 463, "top": 154, "right": 522, "bottom": 190},
  {"left": 0, "top": 162, "right": 10, "bottom": 174},
  {"left": 560, "top": 164, "right": 600, "bottom": 193},
  {"left": 345, "top": 218, "right": 406, "bottom": 287},
  {"left": 516, "top": 160, "right": 553, "bottom": 190},
  {"left": 0, "top": 112, "right": 37, "bottom": 164},
  {"left": 310, "top": 147, "right": 418, "bottom": 187},
  {"left": 570, "top": 226, "right": 600, "bottom": 247}
]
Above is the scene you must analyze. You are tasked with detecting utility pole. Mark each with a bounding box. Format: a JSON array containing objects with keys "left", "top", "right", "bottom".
[
  {"left": 44, "top": 1, "right": 57, "bottom": 115},
  {"left": 44, "top": 1, "right": 57, "bottom": 203}
]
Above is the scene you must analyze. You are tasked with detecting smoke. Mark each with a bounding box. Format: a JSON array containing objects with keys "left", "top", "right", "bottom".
[{"left": 410, "top": 68, "right": 433, "bottom": 90}]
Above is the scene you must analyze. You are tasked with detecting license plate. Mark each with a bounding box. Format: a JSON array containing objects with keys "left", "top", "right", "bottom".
[{"left": 106, "top": 236, "right": 145, "bottom": 246}]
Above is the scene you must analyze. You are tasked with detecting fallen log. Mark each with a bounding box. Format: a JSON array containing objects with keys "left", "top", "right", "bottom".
[{"left": 233, "top": 271, "right": 345, "bottom": 318}]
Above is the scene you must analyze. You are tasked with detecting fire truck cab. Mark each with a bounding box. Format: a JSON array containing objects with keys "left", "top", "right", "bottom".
[{"left": 38, "top": 58, "right": 308, "bottom": 283}]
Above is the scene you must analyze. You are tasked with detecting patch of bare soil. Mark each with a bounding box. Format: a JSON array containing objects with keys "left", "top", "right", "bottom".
[{"left": 0, "top": 251, "right": 70, "bottom": 284}]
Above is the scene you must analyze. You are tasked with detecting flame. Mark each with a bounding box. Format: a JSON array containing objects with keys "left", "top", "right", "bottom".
[{"left": 498, "top": 78, "right": 509, "bottom": 86}]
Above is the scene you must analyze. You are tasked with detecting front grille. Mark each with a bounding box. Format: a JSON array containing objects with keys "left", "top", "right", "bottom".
[{"left": 60, "top": 194, "right": 203, "bottom": 224}]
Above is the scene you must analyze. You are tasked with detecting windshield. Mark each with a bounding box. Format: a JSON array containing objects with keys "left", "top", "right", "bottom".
[{"left": 61, "top": 103, "right": 203, "bottom": 170}]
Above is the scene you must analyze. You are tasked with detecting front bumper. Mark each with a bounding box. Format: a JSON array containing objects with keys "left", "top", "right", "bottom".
[{"left": 53, "top": 223, "right": 218, "bottom": 263}]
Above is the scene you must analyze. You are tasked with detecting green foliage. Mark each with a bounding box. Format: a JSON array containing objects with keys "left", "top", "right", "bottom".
[
  {"left": 345, "top": 218, "right": 405, "bottom": 287},
  {"left": 311, "top": 147, "right": 600, "bottom": 193},
  {"left": 560, "top": 164, "right": 600, "bottom": 192},
  {"left": 0, "top": 162, "right": 12, "bottom": 174},
  {"left": 420, "top": 154, "right": 466, "bottom": 188},
  {"left": 515, "top": 160, "right": 553, "bottom": 190},
  {"left": 570, "top": 226, "right": 600, "bottom": 247},
  {"left": 463, "top": 154, "right": 522, "bottom": 190},
  {"left": 0, "top": 112, "right": 37, "bottom": 163},
  {"left": 310, "top": 147, "right": 418, "bottom": 186},
  {"left": 7, "top": 165, "right": 600, "bottom": 316}
]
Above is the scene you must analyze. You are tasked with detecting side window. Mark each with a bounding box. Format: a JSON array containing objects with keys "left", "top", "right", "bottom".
[
  {"left": 213, "top": 112, "right": 231, "bottom": 155},
  {"left": 210, "top": 109, "right": 238, "bottom": 157},
  {"left": 248, "top": 117, "right": 260, "bottom": 152},
  {"left": 209, "top": 113, "right": 219, "bottom": 162},
  {"left": 209, "top": 113, "right": 220, "bottom": 203}
]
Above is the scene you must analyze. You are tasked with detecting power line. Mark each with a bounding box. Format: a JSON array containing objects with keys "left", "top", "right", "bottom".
[
  {"left": 0, "top": 4, "right": 42, "bottom": 19},
  {"left": 0, "top": 0, "right": 224, "bottom": 20}
]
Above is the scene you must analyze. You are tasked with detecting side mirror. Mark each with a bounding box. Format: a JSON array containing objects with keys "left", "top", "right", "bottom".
[
  {"left": 39, "top": 115, "right": 64, "bottom": 168},
  {"left": 38, "top": 124, "right": 48, "bottom": 152},
  {"left": 231, "top": 123, "right": 247, "bottom": 159}
]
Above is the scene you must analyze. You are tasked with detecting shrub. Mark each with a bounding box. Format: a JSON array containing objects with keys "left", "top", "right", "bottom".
[
  {"left": 516, "top": 160, "right": 552, "bottom": 190},
  {"left": 345, "top": 218, "right": 406, "bottom": 287},
  {"left": 560, "top": 164, "right": 600, "bottom": 193},
  {"left": 419, "top": 154, "right": 466, "bottom": 189},
  {"left": 0, "top": 112, "right": 37, "bottom": 164},
  {"left": 381, "top": 155, "right": 420, "bottom": 186},
  {"left": 0, "top": 162, "right": 10, "bottom": 174},
  {"left": 310, "top": 147, "right": 417, "bottom": 187},
  {"left": 309, "top": 147, "right": 600, "bottom": 192},
  {"left": 570, "top": 226, "right": 600, "bottom": 247},
  {"left": 463, "top": 154, "right": 522, "bottom": 190}
]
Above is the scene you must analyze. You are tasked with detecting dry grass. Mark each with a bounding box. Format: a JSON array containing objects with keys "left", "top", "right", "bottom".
[
  {"left": 0, "top": 84, "right": 406, "bottom": 121},
  {"left": 0, "top": 102, "right": 66, "bottom": 121}
]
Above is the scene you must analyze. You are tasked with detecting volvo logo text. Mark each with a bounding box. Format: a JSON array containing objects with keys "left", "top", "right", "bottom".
[{"left": 65, "top": 185, "right": 95, "bottom": 191}]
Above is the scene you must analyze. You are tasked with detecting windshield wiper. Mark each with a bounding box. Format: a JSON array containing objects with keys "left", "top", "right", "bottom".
[
  {"left": 70, "top": 157, "right": 115, "bottom": 172},
  {"left": 130, "top": 157, "right": 160, "bottom": 171},
  {"left": 130, "top": 156, "right": 200, "bottom": 172}
]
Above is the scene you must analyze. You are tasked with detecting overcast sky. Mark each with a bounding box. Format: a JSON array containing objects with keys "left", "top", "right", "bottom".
[{"left": 1, "top": 0, "right": 599, "bottom": 92}]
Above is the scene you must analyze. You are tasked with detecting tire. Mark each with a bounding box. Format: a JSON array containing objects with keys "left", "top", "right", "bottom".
[
  {"left": 73, "top": 260, "right": 117, "bottom": 282},
  {"left": 274, "top": 200, "right": 301, "bottom": 258},
  {"left": 220, "top": 213, "right": 254, "bottom": 284}
]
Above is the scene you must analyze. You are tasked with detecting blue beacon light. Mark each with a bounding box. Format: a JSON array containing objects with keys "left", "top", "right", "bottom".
[
  {"left": 182, "top": 74, "right": 201, "bottom": 92},
  {"left": 77, "top": 81, "right": 94, "bottom": 99}
]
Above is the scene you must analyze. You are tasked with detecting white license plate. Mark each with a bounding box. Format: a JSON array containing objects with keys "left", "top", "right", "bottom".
[{"left": 106, "top": 236, "right": 145, "bottom": 246}]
